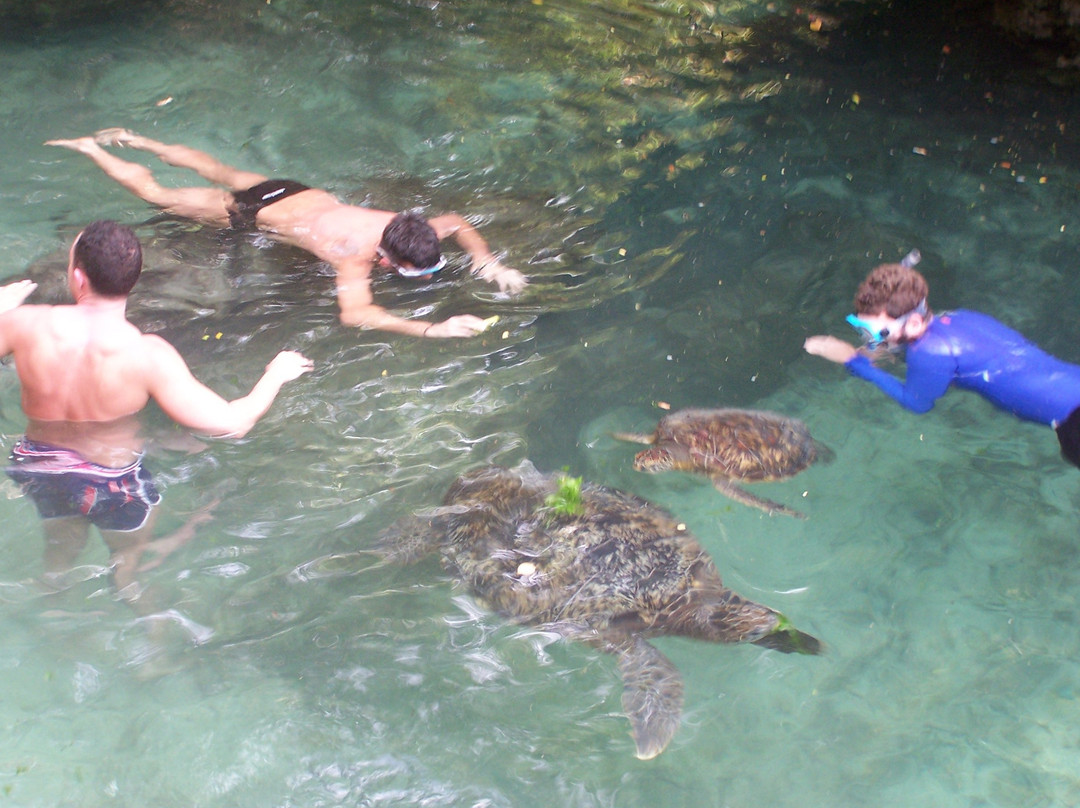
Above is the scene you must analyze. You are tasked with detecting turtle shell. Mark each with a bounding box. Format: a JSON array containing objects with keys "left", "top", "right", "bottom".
[
  {"left": 642, "top": 408, "right": 817, "bottom": 481},
  {"left": 381, "top": 462, "right": 821, "bottom": 759}
]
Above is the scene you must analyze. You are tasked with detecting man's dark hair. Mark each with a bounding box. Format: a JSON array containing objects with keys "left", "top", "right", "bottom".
[
  {"left": 72, "top": 220, "right": 142, "bottom": 297},
  {"left": 379, "top": 212, "right": 441, "bottom": 269}
]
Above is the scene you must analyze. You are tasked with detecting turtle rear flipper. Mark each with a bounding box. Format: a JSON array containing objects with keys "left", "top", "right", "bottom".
[
  {"left": 812, "top": 440, "right": 836, "bottom": 465},
  {"left": 613, "top": 635, "right": 684, "bottom": 760},
  {"left": 712, "top": 478, "right": 806, "bottom": 519},
  {"left": 752, "top": 613, "right": 822, "bottom": 655}
]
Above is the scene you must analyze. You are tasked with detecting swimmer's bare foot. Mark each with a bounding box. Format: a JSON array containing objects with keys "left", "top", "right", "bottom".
[
  {"left": 43, "top": 135, "right": 101, "bottom": 155},
  {"left": 93, "top": 127, "right": 140, "bottom": 147}
]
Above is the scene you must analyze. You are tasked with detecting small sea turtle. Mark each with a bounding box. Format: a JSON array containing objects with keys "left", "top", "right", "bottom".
[
  {"left": 615, "top": 408, "right": 824, "bottom": 518},
  {"left": 379, "top": 462, "right": 820, "bottom": 759}
]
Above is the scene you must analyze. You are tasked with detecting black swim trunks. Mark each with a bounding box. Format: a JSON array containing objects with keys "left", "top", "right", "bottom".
[
  {"left": 1056, "top": 405, "right": 1080, "bottom": 469},
  {"left": 227, "top": 179, "right": 311, "bottom": 229},
  {"left": 7, "top": 439, "right": 162, "bottom": 532}
]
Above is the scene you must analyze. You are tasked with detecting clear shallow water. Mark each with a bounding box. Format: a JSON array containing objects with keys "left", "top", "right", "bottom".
[{"left": 3, "top": 1, "right": 1080, "bottom": 805}]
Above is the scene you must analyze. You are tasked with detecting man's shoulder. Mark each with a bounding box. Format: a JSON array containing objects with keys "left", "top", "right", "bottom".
[
  {"left": 0, "top": 303, "right": 64, "bottom": 335},
  {"left": 4, "top": 302, "right": 61, "bottom": 319},
  {"left": 136, "top": 331, "right": 179, "bottom": 358}
]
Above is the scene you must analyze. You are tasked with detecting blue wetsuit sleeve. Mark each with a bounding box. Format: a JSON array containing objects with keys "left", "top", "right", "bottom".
[{"left": 844, "top": 349, "right": 955, "bottom": 414}]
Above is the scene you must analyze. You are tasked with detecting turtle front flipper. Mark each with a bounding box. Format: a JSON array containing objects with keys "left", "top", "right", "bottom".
[
  {"left": 712, "top": 477, "right": 807, "bottom": 519},
  {"left": 611, "top": 431, "right": 656, "bottom": 445},
  {"left": 375, "top": 512, "right": 444, "bottom": 565},
  {"left": 612, "top": 634, "right": 684, "bottom": 760}
]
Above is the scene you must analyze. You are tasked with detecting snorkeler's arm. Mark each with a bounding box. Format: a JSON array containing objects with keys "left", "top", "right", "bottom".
[
  {"left": 334, "top": 256, "right": 490, "bottom": 338},
  {"left": 428, "top": 214, "right": 527, "bottom": 294},
  {"left": 143, "top": 336, "right": 313, "bottom": 437},
  {"left": 804, "top": 335, "right": 857, "bottom": 364},
  {"left": 845, "top": 347, "right": 955, "bottom": 414},
  {"left": 806, "top": 332, "right": 954, "bottom": 413}
]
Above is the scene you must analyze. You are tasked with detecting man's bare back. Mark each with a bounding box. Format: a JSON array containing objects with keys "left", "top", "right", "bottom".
[
  {"left": 0, "top": 223, "right": 313, "bottom": 462},
  {"left": 46, "top": 128, "right": 527, "bottom": 339},
  {"left": 8, "top": 302, "right": 159, "bottom": 423}
]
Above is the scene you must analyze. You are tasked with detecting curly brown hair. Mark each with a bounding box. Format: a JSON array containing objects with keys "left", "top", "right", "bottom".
[{"left": 854, "top": 263, "right": 929, "bottom": 318}]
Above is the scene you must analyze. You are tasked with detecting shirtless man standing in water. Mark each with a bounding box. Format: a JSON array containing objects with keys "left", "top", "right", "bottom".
[
  {"left": 0, "top": 220, "right": 312, "bottom": 600},
  {"left": 47, "top": 128, "right": 527, "bottom": 339}
]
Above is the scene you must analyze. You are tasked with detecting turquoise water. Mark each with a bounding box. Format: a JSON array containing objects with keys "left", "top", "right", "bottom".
[{"left": 3, "top": 1, "right": 1080, "bottom": 805}]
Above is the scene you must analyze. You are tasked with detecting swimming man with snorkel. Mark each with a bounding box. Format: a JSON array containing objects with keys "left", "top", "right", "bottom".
[{"left": 47, "top": 128, "right": 526, "bottom": 339}]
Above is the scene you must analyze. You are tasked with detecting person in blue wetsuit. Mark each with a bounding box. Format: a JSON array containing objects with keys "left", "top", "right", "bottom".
[{"left": 804, "top": 257, "right": 1080, "bottom": 467}]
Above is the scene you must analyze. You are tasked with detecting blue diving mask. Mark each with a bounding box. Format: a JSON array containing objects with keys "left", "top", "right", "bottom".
[
  {"left": 377, "top": 246, "right": 446, "bottom": 278},
  {"left": 845, "top": 313, "right": 890, "bottom": 346},
  {"left": 396, "top": 255, "right": 446, "bottom": 278},
  {"left": 846, "top": 299, "right": 928, "bottom": 347}
]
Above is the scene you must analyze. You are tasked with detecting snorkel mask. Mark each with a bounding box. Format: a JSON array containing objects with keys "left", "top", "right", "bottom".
[
  {"left": 377, "top": 246, "right": 447, "bottom": 278},
  {"left": 845, "top": 313, "right": 891, "bottom": 347},
  {"left": 395, "top": 256, "right": 446, "bottom": 278},
  {"left": 846, "top": 298, "right": 928, "bottom": 347}
]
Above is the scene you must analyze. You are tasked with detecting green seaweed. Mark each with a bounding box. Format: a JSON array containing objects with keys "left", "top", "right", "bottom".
[{"left": 544, "top": 471, "right": 585, "bottom": 519}]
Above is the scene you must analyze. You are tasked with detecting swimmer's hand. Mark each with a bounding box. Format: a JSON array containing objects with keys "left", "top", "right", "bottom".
[
  {"left": 804, "top": 335, "right": 858, "bottom": 364},
  {"left": 425, "top": 315, "right": 495, "bottom": 339},
  {"left": 476, "top": 261, "right": 528, "bottom": 295},
  {"left": 266, "top": 350, "right": 315, "bottom": 381},
  {"left": 0, "top": 279, "right": 37, "bottom": 313}
]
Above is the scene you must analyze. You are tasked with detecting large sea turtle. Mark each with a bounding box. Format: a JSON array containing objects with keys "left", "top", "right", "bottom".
[
  {"left": 615, "top": 408, "right": 824, "bottom": 518},
  {"left": 379, "top": 461, "right": 820, "bottom": 759}
]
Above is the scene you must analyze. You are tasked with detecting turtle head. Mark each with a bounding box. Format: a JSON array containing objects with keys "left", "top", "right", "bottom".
[{"left": 633, "top": 447, "right": 675, "bottom": 473}]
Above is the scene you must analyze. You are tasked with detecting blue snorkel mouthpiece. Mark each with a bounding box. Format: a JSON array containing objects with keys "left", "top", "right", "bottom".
[{"left": 846, "top": 313, "right": 888, "bottom": 346}]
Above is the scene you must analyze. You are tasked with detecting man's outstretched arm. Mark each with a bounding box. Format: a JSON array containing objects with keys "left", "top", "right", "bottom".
[
  {"left": 428, "top": 214, "right": 527, "bottom": 294},
  {"left": 144, "top": 337, "right": 313, "bottom": 437},
  {"left": 0, "top": 280, "right": 37, "bottom": 315},
  {"left": 0, "top": 280, "right": 41, "bottom": 358},
  {"left": 334, "top": 257, "right": 492, "bottom": 338}
]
